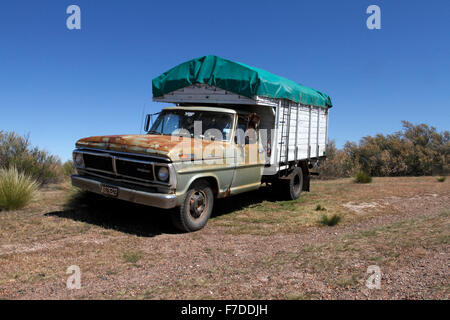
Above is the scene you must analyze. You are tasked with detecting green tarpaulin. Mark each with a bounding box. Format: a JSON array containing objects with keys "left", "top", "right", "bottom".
[{"left": 152, "top": 55, "right": 332, "bottom": 108}]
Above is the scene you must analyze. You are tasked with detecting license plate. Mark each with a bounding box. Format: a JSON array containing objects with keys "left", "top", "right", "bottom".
[{"left": 100, "top": 184, "right": 119, "bottom": 197}]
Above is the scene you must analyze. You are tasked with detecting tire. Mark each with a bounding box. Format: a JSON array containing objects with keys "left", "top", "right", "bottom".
[
  {"left": 171, "top": 180, "right": 214, "bottom": 232},
  {"left": 282, "top": 167, "right": 303, "bottom": 200}
]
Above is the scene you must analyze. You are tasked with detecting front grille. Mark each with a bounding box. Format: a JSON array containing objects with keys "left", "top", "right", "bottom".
[
  {"left": 77, "top": 149, "right": 169, "bottom": 186},
  {"left": 83, "top": 153, "right": 113, "bottom": 172},
  {"left": 116, "top": 159, "right": 154, "bottom": 181}
]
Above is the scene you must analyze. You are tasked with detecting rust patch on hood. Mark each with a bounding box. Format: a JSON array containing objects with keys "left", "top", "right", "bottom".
[{"left": 76, "top": 134, "right": 232, "bottom": 161}]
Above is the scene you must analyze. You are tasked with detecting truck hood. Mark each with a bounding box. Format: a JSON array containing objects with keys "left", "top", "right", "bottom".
[{"left": 76, "top": 134, "right": 230, "bottom": 161}]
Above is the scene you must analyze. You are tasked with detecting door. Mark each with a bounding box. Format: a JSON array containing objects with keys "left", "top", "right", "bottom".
[{"left": 229, "top": 114, "right": 265, "bottom": 195}]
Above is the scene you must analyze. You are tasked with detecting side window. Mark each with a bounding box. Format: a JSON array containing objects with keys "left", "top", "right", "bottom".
[
  {"left": 237, "top": 117, "right": 247, "bottom": 133},
  {"left": 235, "top": 115, "right": 257, "bottom": 145}
]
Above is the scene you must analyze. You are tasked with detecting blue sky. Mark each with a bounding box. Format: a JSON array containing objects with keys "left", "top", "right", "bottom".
[{"left": 1, "top": 0, "right": 449, "bottom": 161}]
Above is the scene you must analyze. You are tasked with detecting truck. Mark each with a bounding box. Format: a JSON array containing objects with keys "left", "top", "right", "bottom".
[{"left": 71, "top": 55, "right": 332, "bottom": 232}]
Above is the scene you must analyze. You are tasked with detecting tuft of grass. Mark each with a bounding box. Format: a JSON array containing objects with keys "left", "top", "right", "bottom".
[
  {"left": 354, "top": 171, "right": 372, "bottom": 184},
  {"left": 0, "top": 167, "right": 39, "bottom": 211},
  {"left": 278, "top": 201, "right": 297, "bottom": 211},
  {"left": 334, "top": 275, "right": 359, "bottom": 288},
  {"left": 122, "top": 250, "right": 143, "bottom": 264},
  {"left": 315, "top": 204, "right": 326, "bottom": 211},
  {"left": 436, "top": 176, "right": 446, "bottom": 182},
  {"left": 319, "top": 214, "right": 341, "bottom": 226}
]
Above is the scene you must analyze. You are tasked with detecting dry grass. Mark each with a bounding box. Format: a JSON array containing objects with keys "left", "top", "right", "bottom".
[
  {"left": 0, "top": 167, "right": 39, "bottom": 211},
  {"left": 254, "top": 209, "right": 449, "bottom": 296},
  {"left": 0, "top": 176, "right": 448, "bottom": 299},
  {"left": 212, "top": 176, "right": 448, "bottom": 235}
]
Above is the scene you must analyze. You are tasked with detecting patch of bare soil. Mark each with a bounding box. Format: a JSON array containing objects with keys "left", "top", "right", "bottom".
[{"left": 0, "top": 178, "right": 448, "bottom": 299}]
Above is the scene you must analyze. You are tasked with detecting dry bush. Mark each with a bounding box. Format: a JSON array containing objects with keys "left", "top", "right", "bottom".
[
  {"left": 319, "top": 122, "right": 449, "bottom": 179},
  {"left": 0, "top": 131, "right": 62, "bottom": 184},
  {"left": 62, "top": 160, "right": 75, "bottom": 178},
  {"left": 317, "top": 140, "right": 354, "bottom": 179}
]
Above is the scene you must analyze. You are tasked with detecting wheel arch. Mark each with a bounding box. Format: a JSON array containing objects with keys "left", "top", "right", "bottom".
[{"left": 183, "top": 174, "right": 220, "bottom": 196}]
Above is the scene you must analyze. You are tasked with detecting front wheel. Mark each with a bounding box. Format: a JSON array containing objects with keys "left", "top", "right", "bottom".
[{"left": 171, "top": 180, "right": 214, "bottom": 232}]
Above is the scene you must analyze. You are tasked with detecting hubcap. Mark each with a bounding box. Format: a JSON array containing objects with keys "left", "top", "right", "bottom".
[{"left": 189, "top": 190, "right": 207, "bottom": 219}]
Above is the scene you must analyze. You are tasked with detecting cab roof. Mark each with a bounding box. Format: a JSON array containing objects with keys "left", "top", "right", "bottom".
[{"left": 163, "top": 106, "right": 237, "bottom": 114}]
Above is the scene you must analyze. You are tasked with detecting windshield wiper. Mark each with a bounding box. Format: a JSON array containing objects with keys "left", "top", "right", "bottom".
[{"left": 147, "top": 130, "right": 162, "bottom": 135}]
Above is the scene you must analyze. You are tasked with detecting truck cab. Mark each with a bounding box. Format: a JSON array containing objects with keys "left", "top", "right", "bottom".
[{"left": 72, "top": 105, "right": 266, "bottom": 232}]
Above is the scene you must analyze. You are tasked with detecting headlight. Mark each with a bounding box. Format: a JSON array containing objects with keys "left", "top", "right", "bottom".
[
  {"left": 73, "top": 153, "right": 84, "bottom": 168},
  {"left": 157, "top": 166, "right": 169, "bottom": 181}
]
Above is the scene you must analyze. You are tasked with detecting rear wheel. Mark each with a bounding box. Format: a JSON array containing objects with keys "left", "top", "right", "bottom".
[
  {"left": 281, "top": 167, "right": 303, "bottom": 200},
  {"left": 171, "top": 180, "right": 214, "bottom": 232}
]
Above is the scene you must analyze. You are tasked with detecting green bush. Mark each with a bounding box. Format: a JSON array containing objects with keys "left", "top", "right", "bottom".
[
  {"left": 0, "top": 167, "right": 39, "bottom": 211},
  {"left": 436, "top": 176, "right": 446, "bottom": 182},
  {"left": 354, "top": 171, "right": 372, "bottom": 184},
  {"left": 319, "top": 214, "right": 341, "bottom": 226},
  {"left": 0, "top": 131, "right": 62, "bottom": 184},
  {"left": 315, "top": 204, "right": 326, "bottom": 211}
]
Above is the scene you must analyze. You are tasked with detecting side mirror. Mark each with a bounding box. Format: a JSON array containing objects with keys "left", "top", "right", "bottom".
[{"left": 144, "top": 114, "right": 151, "bottom": 132}]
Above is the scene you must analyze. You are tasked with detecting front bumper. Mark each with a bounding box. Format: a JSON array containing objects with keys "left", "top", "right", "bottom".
[{"left": 71, "top": 175, "right": 177, "bottom": 209}]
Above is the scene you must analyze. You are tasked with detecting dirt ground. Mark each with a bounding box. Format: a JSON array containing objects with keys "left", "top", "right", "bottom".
[{"left": 0, "top": 176, "right": 448, "bottom": 299}]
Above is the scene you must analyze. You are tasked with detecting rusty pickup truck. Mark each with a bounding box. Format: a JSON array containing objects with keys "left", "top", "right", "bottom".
[{"left": 71, "top": 55, "right": 332, "bottom": 232}]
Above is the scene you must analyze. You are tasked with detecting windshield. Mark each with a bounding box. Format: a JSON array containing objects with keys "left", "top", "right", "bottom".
[{"left": 148, "top": 110, "right": 234, "bottom": 141}]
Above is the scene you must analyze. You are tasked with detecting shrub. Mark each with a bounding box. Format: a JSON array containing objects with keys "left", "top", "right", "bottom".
[
  {"left": 319, "top": 214, "right": 341, "bottom": 226},
  {"left": 318, "top": 122, "right": 449, "bottom": 179},
  {"left": 315, "top": 204, "right": 326, "bottom": 211},
  {"left": 346, "top": 122, "right": 449, "bottom": 177},
  {"left": 62, "top": 160, "right": 75, "bottom": 178},
  {"left": 0, "top": 166, "right": 39, "bottom": 211},
  {"left": 318, "top": 140, "right": 354, "bottom": 179},
  {"left": 436, "top": 176, "right": 446, "bottom": 182},
  {"left": 0, "top": 131, "right": 62, "bottom": 184},
  {"left": 354, "top": 171, "right": 372, "bottom": 184}
]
